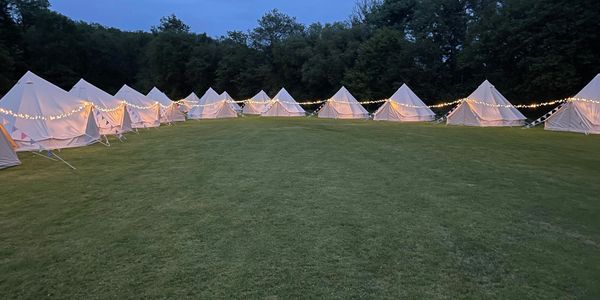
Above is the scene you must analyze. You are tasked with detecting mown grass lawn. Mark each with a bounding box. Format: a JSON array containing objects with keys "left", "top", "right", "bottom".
[{"left": 1, "top": 117, "right": 599, "bottom": 299}]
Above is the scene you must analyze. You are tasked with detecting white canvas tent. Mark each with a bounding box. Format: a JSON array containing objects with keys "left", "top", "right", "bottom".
[
  {"left": 0, "top": 124, "right": 20, "bottom": 169},
  {"left": 374, "top": 84, "right": 435, "bottom": 122},
  {"left": 447, "top": 80, "right": 526, "bottom": 127},
  {"left": 0, "top": 71, "right": 100, "bottom": 151},
  {"left": 181, "top": 92, "right": 200, "bottom": 113},
  {"left": 188, "top": 88, "right": 238, "bottom": 119},
  {"left": 243, "top": 90, "right": 271, "bottom": 115},
  {"left": 221, "top": 91, "right": 242, "bottom": 113},
  {"left": 147, "top": 87, "right": 186, "bottom": 123},
  {"left": 115, "top": 84, "right": 161, "bottom": 128},
  {"left": 70, "top": 79, "right": 132, "bottom": 135},
  {"left": 545, "top": 74, "right": 600, "bottom": 134},
  {"left": 262, "top": 88, "right": 305, "bottom": 117},
  {"left": 318, "top": 87, "right": 369, "bottom": 119}
]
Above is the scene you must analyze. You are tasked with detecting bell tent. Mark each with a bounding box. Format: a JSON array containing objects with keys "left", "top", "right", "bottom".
[
  {"left": 318, "top": 87, "right": 369, "bottom": 119},
  {"left": 115, "top": 85, "right": 161, "bottom": 129},
  {"left": 243, "top": 90, "right": 271, "bottom": 115},
  {"left": 374, "top": 84, "right": 435, "bottom": 122},
  {"left": 447, "top": 80, "right": 526, "bottom": 127},
  {"left": 0, "top": 71, "right": 100, "bottom": 151},
  {"left": 0, "top": 124, "right": 21, "bottom": 169},
  {"left": 70, "top": 79, "right": 132, "bottom": 135},
  {"left": 221, "top": 91, "right": 242, "bottom": 113},
  {"left": 181, "top": 92, "right": 200, "bottom": 113},
  {"left": 147, "top": 87, "right": 186, "bottom": 123},
  {"left": 262, "top": 88, "right": 306, "bottom": 117},
  {"left": 188, "top": 88, "right": 238, "bottom": 119},
  {"left": 545, "top": 74, "right": 600, "bottom": 134}
]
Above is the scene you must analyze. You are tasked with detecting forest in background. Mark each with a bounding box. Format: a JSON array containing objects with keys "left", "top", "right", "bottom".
[{"left": 0, "top": 0, "right": 599, "bottom": 113}]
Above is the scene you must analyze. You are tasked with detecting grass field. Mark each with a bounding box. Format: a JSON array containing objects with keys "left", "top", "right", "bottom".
[{"left": 1, "top": 117, "right": 599, "bottom": 299}]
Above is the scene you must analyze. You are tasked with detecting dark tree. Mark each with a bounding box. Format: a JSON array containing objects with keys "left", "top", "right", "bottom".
[
  {"left": 151, "top": 14, "right": 190, "bottom": 34},
  {"left": 0, "top": 0, "right": 598, "bottom": 115}
]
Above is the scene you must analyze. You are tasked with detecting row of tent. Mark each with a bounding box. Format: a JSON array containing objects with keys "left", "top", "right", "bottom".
[
  {"left": 1, "top": 71, "right": 599, "bottom": 169},
  {"left": 182, "top": 74, "right": 599, "bottom": 131},
  {"left": 184, "top": 80, "right": 517, "bottom": 124}
]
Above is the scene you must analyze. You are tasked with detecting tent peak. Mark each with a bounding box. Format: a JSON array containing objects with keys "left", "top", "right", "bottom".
[
  {"left": 574, "top": 73, "right": 600, "bottom": 99},
  {"left": 20, "top": 71, "right": 41, "bottom": 84},
  {"left": 22, "top": 70, "right": 37, "bottom": 80},
  {"left": 75, "top": 78, "right": 88, "bottom": 84},
  {"left": 397, "top": 83, "right": 414, "bottom": 93},
  {"left": 120, "top": 84, "right": 134, "bottom": 91},
  {"left": 338, "top": 86, "right": 351, "bottom": 93},
  {"left": 253, "top": 90, "right": 270, "bottom": 99},
  {"left": 333, "top": 86, "right": 356, "bottom": 98},
  {"left": 397, "top": 83, "right": 415, "bottom": 93},
  {"left": 148, "top": 86, "right": 167, "bottom": 96}
]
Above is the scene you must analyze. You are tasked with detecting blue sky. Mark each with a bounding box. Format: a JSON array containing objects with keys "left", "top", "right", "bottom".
[{"left": 49, "top": 0, "right": 357, "bottom": 37}]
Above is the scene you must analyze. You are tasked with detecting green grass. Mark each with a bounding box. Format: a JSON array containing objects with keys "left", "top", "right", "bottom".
[{"left": 1, "top": 117, "right": 599, "bottom": 299}]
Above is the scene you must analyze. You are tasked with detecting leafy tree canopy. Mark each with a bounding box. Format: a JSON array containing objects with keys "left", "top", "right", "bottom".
[{"left": 0, "top": 0, "right": 598, "bottom": 116}]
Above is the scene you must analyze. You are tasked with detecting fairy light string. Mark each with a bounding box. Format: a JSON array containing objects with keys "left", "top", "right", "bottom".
[
  {"left": 1, "top": 97, "right": 598, "bottom": 120},
  {"left": 187, "top": 100, "right": 235, "bottom": 108},
  {"left": 90, "top": 100, "right": 161, "bottom": 111},
  {"left": 123, "top": 101, "right": 160, "bottom": 110},
  {"left": 175, "top": 99, "right": 198, "bottom": 105},
  {"left": 92, "top": 102, "right": 125, "bottom": 112},
  {"left": 0, "top": 104, "right": 90, "bottom": 121}
]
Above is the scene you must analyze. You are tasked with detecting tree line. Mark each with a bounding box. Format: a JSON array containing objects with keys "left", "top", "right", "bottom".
[{"left": 1, "top": 0, "right": 599, "bottom": 115}]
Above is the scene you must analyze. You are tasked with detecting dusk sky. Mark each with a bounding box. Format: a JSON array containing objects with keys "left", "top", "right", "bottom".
[{"left": 49, "top": 0, "right": 357, "bottom": 37}]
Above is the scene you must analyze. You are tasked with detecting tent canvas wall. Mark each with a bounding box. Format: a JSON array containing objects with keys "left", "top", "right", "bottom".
[
  {"left": 243, "top": 90, "right": 271, "bottom": 115},
  {"left": 70, "top": 79, "right": 132, "bottom": 135},
  {"left": 0, "top": 124, "right": 20, "bottom": 169},
  {"left": 262, "top": 88, "right": 305, "bottom": 117},
  {"left": 115, "top": 85, "right": 161, "bottom": 128},
  {"left": 221, "top": 91, "right": 242, "bottom": 112},
  {"left": 447, "top": 80, "right": 526, "bottom": 127},
  {"left": 188, "top": 88, "right": 238, "bottom": 119},
  {"left": 374, "top": 84, "right": 435, "bottom": 122},
  {"left": 147, "top": 87, "right": 186, "bottom": 123},
  {"left": 545, "top": 74, "right": 600, "bottom": 134},
  {"left": 318, "top": 87, "right": 369, "bottom": 119},
  {"left": 0, "top": 71, "right": 100, "bottom": 151}
]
